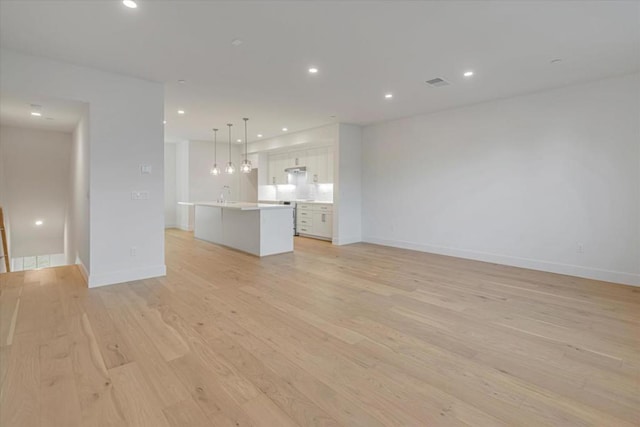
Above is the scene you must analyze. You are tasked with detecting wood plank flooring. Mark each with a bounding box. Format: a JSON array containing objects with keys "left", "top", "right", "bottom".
[{"left": 1, "top": 229, "right": 639, "bottom": 426}]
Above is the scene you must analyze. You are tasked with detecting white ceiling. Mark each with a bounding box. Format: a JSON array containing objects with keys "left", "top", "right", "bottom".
[
  {"left": 0, "top": 0, "right": 638, "bottom": 143},
  {"left": 0, "top": 93, "right": 85, "bottom": 133}
]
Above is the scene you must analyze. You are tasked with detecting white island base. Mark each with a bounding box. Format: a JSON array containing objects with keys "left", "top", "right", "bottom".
[{"left": 194, "top": 202, "right": 294, "bottom": 257}]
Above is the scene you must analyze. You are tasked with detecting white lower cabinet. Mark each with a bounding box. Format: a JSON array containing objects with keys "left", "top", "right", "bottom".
[
  {"left": 297, "top": 203, "right": 332, "bottom": 240},
  {"left": 312, "top": 212, "right": 332, "bottom": 238}
]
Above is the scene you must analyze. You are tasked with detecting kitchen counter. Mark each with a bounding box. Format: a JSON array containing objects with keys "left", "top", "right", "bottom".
[
  {"left": 296, "top": 200, "right": 333, "bottom": 204},
  {"left": 194, "top": 201, "right": 293, "bottom": 257},
  {"left": 194, "top": 201, "right": 292, "bottom": 211},
  {"left": 258, "top": 199, "right": 333, "bottom": 205}
]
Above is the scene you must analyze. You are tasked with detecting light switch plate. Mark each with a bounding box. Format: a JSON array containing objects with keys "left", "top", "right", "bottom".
[{"left": 140, "top": 164, "right": 152, "bottom": 175}]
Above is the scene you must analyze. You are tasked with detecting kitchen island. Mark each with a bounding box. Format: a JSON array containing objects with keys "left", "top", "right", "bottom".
[{"left": 193, "top": 202, "right": 294, "bottom": 256}]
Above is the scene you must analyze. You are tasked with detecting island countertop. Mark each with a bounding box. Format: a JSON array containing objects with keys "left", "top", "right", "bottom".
[{"left": 193, "top": 201, "right": 293, "bottom": 211}]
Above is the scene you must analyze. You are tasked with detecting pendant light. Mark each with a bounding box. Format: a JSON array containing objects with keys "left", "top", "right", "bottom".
[
  {"left": 210, "top": 128, "right": 221, "bottom": 176},
  {"left": 240, "top": 117, "right": 252, "bottom": 173},
  {"left": 224, "top": 123, "right": 235, "bottom": 174}
]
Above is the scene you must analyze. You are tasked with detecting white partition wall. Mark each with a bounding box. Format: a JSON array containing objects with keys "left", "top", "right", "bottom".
[
  {"left": 0, "top": 48, "right": 166, "bottom": 287},
  {"left": 333, "top": 123, "right": 362, "bottom": 245},
  {"left": 164, "top": 143, "right": 177, "bottom": 228}
]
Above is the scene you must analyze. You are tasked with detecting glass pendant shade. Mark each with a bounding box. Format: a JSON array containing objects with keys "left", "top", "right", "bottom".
[
  {"left": 240, "top": 159, "right": 252, "bottom": 173},
  {"left": 225, "top": 161, "right": 235, "bottom": 174},
  {"left": 241, "top": 117, "right": 252, "bottom": 173},
  {"left": 210, "top": 128, "right": 220, "bottom": 176},
  {"left": 225, "top": 123, "right": 235, "bottom": 174}
]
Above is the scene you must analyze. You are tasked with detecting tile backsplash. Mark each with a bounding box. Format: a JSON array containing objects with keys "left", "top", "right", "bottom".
[{"left": 258, "top": 172, "right": 333, "bottom": 202}]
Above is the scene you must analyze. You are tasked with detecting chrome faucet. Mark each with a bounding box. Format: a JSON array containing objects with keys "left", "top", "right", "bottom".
[{"left": 218, "top": 185, "right": 231, "bottom": 203}]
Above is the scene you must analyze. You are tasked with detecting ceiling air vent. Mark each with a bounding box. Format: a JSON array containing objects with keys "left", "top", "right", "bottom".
[{"left": 425, "top": 77, "right": 451, "bottom": 88}]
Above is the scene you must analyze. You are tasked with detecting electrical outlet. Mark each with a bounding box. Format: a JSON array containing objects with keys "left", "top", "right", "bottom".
[
  {"left": 130, "top": 246, "right": 137, "bottom": 256},
  {"left": 131, "top": 191, "right": 150, "bottom": 200}
]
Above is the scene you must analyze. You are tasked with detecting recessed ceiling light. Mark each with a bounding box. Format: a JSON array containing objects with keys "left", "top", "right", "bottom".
[
  {"left": 177, "top": 110, "right": 185, "bottom": 115},
  {"left": 122, "top": 0, "right": 137, "bottom": 9},
  {"left": 463, "top": 71, "right": 474, "bottom": 77},
  {"left": 308, "top": 67, "right": 319, "bottom": 74},
  {"left": 163, "top": 120, "right": 167, "bottom": 124},
  {"left": 384, "top": 93, "right": 393, "bottom": 99},
  {"left": 30, "top": 104, "right": 42, "bottom": 116},
  {"left": 282, "top": 127, "right": 288, "bottom": 132},
  {"left": 257, "top": 134, "right": 263, "bottom": 138},
  {"left": 35, "top": 220, "right": 43, "bottom": 226},
  {"left": 237, "top": 139, "right": 242, "bottom": 143}
]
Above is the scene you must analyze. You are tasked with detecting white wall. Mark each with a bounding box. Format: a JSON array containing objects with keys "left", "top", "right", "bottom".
[
  {"left": 171, "top": 139, "right": 243, "bottom": 230},
  {"left": 0, "top": 127, "right": 9, "bottom": 272},
  {"left": 65, "top": 107, "right": 90, "bottom": 274},
  {"left": 1, "top": 48, "right": 165, "bottom": 287},
  {"left": 175, "top": 141, "right": 190, "bottom": 230},
  {"left": 239, "top": 169, "right": 258, "bottom": 203},
  {"left": 188, "top": 140, "right": 242, "bottom": 203},
  {"left": 362, "top": 73, "right": 640, "bottom": 286},
  {"left": 0, "top": 125, "right": 71, "bottom": 257},
  {"left": 164, "top": 143, "right": 177, "bottom": 228},
  {"left": 334, "top": 123, "right": 362, "bottom": 245}
]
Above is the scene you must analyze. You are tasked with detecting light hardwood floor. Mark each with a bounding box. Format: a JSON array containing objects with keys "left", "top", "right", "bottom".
[{"left": 1, "top": 229, "right": 639, "bottom": 426}]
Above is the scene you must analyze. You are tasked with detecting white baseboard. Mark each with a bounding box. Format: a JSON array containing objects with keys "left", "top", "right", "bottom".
[
  {"left": 164, "top": 223, "right": 177, "bottom": 229},
  {"left": 363, "top": 236, "right": 640, "bottom": 287},
  {"left": 76, "top": 259, "right": 88, "bottom": 284},
  {"left": 88, "top": 264, "right": 167, "bottom": 288},
  {"left": 332, "top": 235, "right": 362, "bottom": 246}
]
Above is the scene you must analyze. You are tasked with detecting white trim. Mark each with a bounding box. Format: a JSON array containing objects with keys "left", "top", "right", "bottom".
[
  {"left": 88, "top": 264, "right": 166, "bottom": 288},
  {"left": 332, "top": 235, "right": 362, "bottom": 246},
  {"left": 76, "top": 259, "right": 89, "bottom": 284},
  {"left": 363, "top": 236, "right": 640, "bottom": 287},
  {"left": 164, "top": 223, "right": 177, "bottom": 229}
]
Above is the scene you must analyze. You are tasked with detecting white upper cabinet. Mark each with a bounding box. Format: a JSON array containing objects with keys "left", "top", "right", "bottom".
[
  {"left": 267, "top": 146, "right": 333, "bottom": 185},
  {"left": 291, "top": 151, "right": 306, "bottom": 168},
  {"left": 268, "top": 153, "right": 288, "bottom": 185},
  {"left": 305, "top": 147, "right": 332, "bottom": 183},
  {"left": 304, "top": 148, "right": 319, "bottom": 182}
]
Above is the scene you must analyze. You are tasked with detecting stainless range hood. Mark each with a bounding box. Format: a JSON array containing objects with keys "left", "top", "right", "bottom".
[{"left": 284, "top": 166, "right": 307, "bottom": 174}]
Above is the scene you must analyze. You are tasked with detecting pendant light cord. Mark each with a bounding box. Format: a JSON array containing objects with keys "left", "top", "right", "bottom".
[
  {"left": 243, "top": 118, "right": 249, "bottom": 160},
  {"left": 227, "top": 123, "right": 232, "bottom": 160},
  {"left": 213, "top": 128, "right": 218, "bottom": 162}
]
